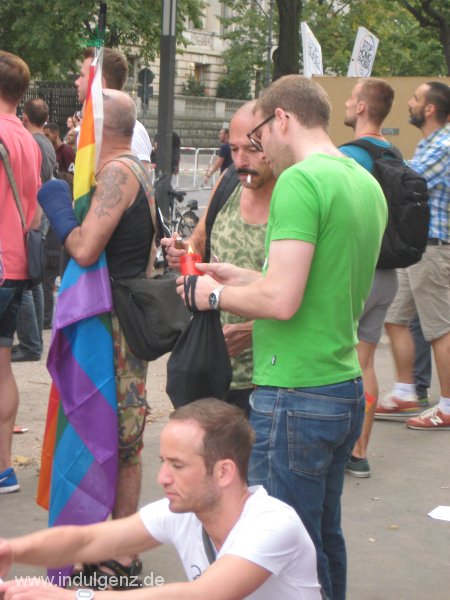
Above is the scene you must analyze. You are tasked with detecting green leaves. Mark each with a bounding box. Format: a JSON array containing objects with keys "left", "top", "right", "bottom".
[{"left": 0, "top": 0, "right": 204, "bottom": 79}]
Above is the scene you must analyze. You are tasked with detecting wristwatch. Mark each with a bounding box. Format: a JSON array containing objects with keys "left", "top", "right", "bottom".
[
  {"left": 208, "top": 285, "right": 225, "bottom": 310},
  {"left": 76, "top": 590, "right": 95, "bottom": 600}
]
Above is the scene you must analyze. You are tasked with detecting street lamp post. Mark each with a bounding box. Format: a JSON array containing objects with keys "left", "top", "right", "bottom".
[{"left": 156, "top": 0, "right": 177, "bottom": 220}]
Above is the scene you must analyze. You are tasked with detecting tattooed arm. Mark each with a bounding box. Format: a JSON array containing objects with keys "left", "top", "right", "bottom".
[{"left": 64, "top": 161, "right": 140, "bottom": 266}]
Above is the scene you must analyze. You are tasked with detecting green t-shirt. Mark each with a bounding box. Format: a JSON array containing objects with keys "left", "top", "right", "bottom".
[
  {"left": 253, "top": 153, "right": 387, "bottom": 388},
  {"left": 211, "top": 184, "right": 267, "bottom": 390}
]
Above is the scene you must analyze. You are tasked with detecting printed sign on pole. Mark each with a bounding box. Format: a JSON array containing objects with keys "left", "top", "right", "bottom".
[
  {"left": 301, "top": 22, "right": 323, "bottom": 78},
  {"left": 347, "top": 27, "right": 379, "bottom": 77}
]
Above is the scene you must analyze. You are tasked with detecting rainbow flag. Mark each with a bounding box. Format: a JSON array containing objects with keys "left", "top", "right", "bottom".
[{"left": 37, "top": 48, "right": 118, "bottom": 583}]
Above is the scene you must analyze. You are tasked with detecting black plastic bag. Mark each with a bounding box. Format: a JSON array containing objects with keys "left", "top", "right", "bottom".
[{"left": 166, "top": 276, "right": 232, "bottom": 408}]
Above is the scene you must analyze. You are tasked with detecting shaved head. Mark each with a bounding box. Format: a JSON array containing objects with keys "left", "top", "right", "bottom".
[{"left": 102, "top": 89, "right": 136, "bottom": 140}]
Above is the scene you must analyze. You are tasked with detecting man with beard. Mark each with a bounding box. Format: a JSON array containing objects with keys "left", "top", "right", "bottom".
[
  {"left": 382, "top": 81, "right": 450, "bottom": 429},
  {"left": 163, "top": 101, "right": 276, "bottom": 414},
  {"left": 177, "top": 75, "right": 387, "bottom": 600}
]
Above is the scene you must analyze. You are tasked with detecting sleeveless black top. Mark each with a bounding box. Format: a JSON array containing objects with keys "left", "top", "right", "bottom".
[{"left": 106, "top": 183, "right": 154, "bottom": 279}]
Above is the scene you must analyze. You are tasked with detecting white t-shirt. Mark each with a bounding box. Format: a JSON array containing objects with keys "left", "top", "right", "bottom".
[
  {"left": 139, "top": 485, "right": 321, "bottom": 600},
  {"left": 132, "top": 120, "right": 152, "bottom": 163}
]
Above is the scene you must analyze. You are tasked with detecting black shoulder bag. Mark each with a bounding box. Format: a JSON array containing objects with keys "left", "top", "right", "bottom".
[{"left": 110, "top": 156, "right": 190, "bottom": 361}]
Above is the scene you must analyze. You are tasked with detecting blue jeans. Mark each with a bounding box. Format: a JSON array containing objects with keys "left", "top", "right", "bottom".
[
  {"left": 15, "top": 284, "right": 44, "bottom": 357},
  {"left": 248, "top": 379, "right": 365, "bottom": 600},
  {"left": 409, "top": 314, "right": 432, "bottom": 397}
]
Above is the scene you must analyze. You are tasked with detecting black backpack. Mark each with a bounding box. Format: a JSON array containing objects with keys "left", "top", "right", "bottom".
[
  {"left": 341, "top": 139, "right": 430, "bottom": 269},
  {"left": 204, "top": 164, "right": 240, "bottom": 263}
]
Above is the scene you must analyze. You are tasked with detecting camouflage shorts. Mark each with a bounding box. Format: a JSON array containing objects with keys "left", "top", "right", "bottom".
[{"left": 111, "top": 313, "right": 149, "bottom": 466}]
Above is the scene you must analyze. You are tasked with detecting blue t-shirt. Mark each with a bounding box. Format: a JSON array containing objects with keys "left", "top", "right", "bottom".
[{"left": 339, "top": 136, "right": 392, "bottom": 170}]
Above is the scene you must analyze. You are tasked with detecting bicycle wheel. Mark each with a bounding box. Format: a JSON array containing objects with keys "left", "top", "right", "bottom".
[{"left": 177, "top": 209, "right": 199, "bottom": 238}]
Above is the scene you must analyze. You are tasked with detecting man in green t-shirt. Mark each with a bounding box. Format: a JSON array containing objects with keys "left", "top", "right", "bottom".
[{"left": 183, "top": 75, "right": 387, "bottom": 600}]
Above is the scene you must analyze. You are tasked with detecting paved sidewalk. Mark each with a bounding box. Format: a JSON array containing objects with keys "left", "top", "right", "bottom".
[{"left": 2, "top": 331, "right": 450, "bottom": 599}]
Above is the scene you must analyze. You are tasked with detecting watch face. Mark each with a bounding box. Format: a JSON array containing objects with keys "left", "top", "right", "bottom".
[
  {"left": 76, "top": 590, "right": 94, "bottom": 600},
  {"left": 209, "top": 292, "right": 217, "bottom": 309}
]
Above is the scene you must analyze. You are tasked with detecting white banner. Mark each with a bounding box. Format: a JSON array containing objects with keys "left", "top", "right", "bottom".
[
  {"left": 301, "top": 22, "right": 323, "bottom": 78},
  {"left": 347, "top": 27, "right": 379, "bottom": 77}
]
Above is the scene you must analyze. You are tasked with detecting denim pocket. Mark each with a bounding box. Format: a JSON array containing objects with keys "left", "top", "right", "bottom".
[
  {"left": 287, "top": 409, "right": 351, "bottom": 477},
  {"left": 249, "top": 388, "right": 277, "bottom": 416}
]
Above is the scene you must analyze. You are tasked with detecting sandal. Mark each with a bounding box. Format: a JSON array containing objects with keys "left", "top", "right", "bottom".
[{"left": 77, "top": 560, "right": 143, "bottom": 590}]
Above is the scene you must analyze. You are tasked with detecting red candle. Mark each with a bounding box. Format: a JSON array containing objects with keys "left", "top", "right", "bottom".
[{"left": 180, "top": 253, "right": 203, "bottom": 275}]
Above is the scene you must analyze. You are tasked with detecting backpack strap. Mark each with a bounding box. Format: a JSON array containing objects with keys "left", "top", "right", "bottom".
[
  {"left": 112, "top": 154, "right": 157, "bottom": 228},
  {"left": 204, "top": 164, "right": 240, "bottom": 263},
  {"left": 341, "top": 138, "right": 403, "bottom": 163}
]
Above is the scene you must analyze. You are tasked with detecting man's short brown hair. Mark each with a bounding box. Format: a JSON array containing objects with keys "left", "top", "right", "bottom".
[
  {"left": 170, "top": 398, "right": 255, "bottom": 481},
  {"left": 357, "top": 78, "right": 394, "bottom": 125},
  {"left": 255, "top": 74, "right": 331, "bottom": 130},
  {"left": 0, "top": 51, "right": 30, "bottom": 106},
  {"left": 84, "top": 47, "right": 128, "bottom": 90},
  {"left": 23, "top": 98, "right": 49, "bottom": 127}
]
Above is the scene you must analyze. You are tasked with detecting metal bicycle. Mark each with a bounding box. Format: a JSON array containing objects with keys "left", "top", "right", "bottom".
[{"left": 154, "top": 187, "right": 200, "bottom": 268}]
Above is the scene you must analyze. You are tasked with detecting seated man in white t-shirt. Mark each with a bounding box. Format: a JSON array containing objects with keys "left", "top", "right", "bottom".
[{"left": 0, "top": 399, "right": 321, "bottom": 600}]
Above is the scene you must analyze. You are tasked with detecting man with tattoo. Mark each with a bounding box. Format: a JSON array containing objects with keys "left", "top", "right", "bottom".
[{"left": 38, "top": 89, "right": 155, "bottom": 584}]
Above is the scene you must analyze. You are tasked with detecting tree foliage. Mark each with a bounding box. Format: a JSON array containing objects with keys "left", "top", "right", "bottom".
[
  {"left": 399, "top": 0, "right": 450, "bottom": 74},
  {"left": 217, "top": 0, "right": 447, "bottom": 97},
  {"left": 219, "top": 0, "right": 272, "bottom": 95},
  {"left": 0, "top": 0, "right": 204, "bottom": 79},
  {"left": 181, "top": 74, "right": 206, "bottom": 96},
  {"left": 303, "top": 0, "right": 448, "bottom": 77}
]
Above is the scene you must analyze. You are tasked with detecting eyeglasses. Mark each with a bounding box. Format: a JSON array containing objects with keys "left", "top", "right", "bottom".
[{"left": 247, "top": 113, "right": 275, "bottom": 152}]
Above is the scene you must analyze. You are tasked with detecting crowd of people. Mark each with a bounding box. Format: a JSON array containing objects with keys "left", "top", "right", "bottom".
[{"left": 0, "top": 46, "right": 449, "bottom": 600}]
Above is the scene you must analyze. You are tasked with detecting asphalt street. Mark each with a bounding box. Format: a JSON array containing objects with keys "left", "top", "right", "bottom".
[{"left": 2, "top": 328, "right": 450, "bottom": 599}]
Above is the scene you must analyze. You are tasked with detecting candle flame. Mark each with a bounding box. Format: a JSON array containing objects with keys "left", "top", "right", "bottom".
[{"left": 188, "top": 245, "right": 194, "bottom": 254}]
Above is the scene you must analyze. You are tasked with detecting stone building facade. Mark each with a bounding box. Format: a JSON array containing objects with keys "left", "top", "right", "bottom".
[{"left": 127, "top": 0, "right": 239, "bottom": 98}]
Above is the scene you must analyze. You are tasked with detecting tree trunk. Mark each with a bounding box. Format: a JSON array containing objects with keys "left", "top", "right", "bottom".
[
  {"left": 400, "top": 0, "right": 450, "bottom": 75},
  {"left": 273, "top": 0, "right": 303, "bottom": 81}
]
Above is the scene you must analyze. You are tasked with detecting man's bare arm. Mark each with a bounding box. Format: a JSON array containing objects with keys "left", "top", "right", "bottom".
[
  {"left": 64, "top": 162, "right": 139, "bottom": 266},
  {"left": 1, "top": 555, "right": 271, "bottom": 600},
  {"left": 0, "top": 514, "right": 159, "bottom": 577}
]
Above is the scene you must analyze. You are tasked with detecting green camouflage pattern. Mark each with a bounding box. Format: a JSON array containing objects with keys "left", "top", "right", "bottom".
[
  {"left": 210, "top": 185, "right": 267, "bottom": 389},
  {"left": 111, "top": 313, "right": 149, "bottom": 465}
]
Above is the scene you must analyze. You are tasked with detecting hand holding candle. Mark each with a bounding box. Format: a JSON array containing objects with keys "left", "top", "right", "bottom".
[{"left": 180, "top": 245, "right": 203, "bottom": 275}]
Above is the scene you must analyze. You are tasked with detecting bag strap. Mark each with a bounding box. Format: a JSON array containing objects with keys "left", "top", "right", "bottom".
[
  {"left": 341, "top": 138, "right": 403, "bottom": 162},
  {"left": 113, "top": 155, "right": 157, "bottom": 230},
  {"left": 0, "top": 142, "right": 28, "bottom": 232},
  {"left": 201, "top": 526, "right": 217, "bottom": 565},
  {"left": 204, "top": 164, "right": 239, "bottom": 263}
]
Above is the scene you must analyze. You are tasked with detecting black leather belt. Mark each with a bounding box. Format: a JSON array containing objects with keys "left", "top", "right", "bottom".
[{"left": 427, "top": 238, "right": 449, "bottom": 246}]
